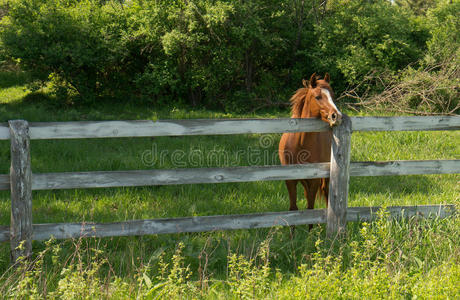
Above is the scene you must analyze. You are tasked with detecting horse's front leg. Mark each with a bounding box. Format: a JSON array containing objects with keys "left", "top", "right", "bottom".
[
  {"left": 285, "top": 180, "right": 298, "bottom": 211},
  {"left": 301, "top": 179, "right": 320, "bottom": 231},
  {"left": 285, "top": 180, "right": 298, "bottom": 239}
]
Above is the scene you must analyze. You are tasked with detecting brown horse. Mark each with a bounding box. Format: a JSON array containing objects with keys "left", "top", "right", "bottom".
[{"left": 279, "top": 73, "right": 342, "bottom": 214}]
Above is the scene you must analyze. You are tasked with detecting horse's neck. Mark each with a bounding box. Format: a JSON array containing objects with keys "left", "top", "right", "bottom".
[
  {"left": 298, "top": 91, "right": 324, "bottom": 146},
  {"left": 300, "top": 91, "right": 320, "bottom": 118}
]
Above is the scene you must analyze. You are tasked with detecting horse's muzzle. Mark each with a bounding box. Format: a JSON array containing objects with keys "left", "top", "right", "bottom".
[{"left": 328, "top": 112, "right": 342, "bottom": 127}]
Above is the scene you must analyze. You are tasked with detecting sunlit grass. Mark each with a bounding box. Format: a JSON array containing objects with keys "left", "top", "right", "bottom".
[{"left": 0, "top": 71, "right": 30, "bottom": 104}]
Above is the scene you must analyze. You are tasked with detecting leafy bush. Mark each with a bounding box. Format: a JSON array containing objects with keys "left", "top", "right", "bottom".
[
  {"left": 424, "top": 0, "right": 460, "bottom": 67},
  {"left": 1, "top": 0, "right": 132, "bottom": 102},
  {"left": 348, "top": 1, "right": 459, "bottom": 115},
  {"left": 312, "top": 0, "right": 428, "bottom": 93},
  {"left": 1, "top": 0, "right": 455, "bottom": 111}
]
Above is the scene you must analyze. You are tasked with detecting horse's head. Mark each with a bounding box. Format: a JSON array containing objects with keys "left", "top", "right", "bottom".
[{"left": 303, "top": 73, "right": 342, "bottom": 127}]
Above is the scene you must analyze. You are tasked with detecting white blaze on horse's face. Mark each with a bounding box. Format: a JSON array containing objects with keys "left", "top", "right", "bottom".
[{"left": 320, "top": 88, "right": 342, "bottom": 127}]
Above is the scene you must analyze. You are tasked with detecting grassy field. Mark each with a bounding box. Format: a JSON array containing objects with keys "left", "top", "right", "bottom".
[{"left": 0, "top": 71, "right": 459, "bottom": 298}]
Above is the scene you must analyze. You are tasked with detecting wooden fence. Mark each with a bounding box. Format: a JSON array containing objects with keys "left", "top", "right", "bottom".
[{"left": 0, "top": 116, "right": 459, "bottom": 262}]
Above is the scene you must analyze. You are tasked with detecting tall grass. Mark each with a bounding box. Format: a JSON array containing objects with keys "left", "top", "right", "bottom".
[
  {"left": 1, "top": 214, "right": 459, "bottom": 299},
  {"left": 0, "top": 71, "right": 458, "bottom": 298}
]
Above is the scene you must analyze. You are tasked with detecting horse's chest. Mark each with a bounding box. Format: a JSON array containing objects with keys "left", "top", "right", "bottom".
[{"left": 300, "top": 132, "right": 331, "bottom": 162}]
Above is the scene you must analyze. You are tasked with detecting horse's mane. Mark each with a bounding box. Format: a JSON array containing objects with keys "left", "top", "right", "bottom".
[{"left": 290, "top": 88, "right": 308, "bottom": 118}]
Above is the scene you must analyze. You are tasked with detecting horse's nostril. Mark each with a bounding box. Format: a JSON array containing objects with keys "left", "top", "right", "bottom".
[{"left": 331, "top": 113, "right": 337, "bottom": 120}]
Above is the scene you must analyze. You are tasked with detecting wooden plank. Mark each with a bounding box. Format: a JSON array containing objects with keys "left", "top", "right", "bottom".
[
  {"left": 28, "top": 118, "right": 329, "bottom": 139},
  {"left": 0, "top": 159, "right": 454, "bottom": 192},
  {"left": 31, "top": 163, "right": 331, "bottom": 190},
  {"left": 0, "top": 174, "right": 9, "bottom": 190},
  {"left": 1, "top": 116, "right": 459, "bottom": 141},
  {"left": 0, "top": 205, "right": 453, "bottom": 242},
  {"left": 3, "top": 159, "right": 452, "bottom": 191},
  {"left": 350, "top": 160, "right": 460, "bottom": 176},
  {"left": 351, "top": 116, "right": 460, "bottom": 131},
  {"left": 31, "top": 210, "right": 327, "bottom": 241},
  {"left": 327, "top": 114, "right": 352, "bottom": 238},
  {"left": 347, "top": 204, "right": 456, "bottom": 221},
  {"left": 0, "top": 123, "right": 9, "bottom": 140},
  {"left": 26, "top": 116, "right": 460, "bottom": 140},
  {"left": 0, "top": 226, "right": 9, "bottom": 242},
  {"left": 9, "top": 120, "right": 33, "bottom": 263}
]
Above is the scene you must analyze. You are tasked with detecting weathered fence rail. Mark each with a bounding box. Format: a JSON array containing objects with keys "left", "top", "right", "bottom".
[
  {"left": 0, "top": 116, "right": 459, "bottom": 262},
  {"left": 0, "top": 160, "right": 458, "bottom": 191},
  {"left": 0, "top": 116, "right": 459, "bottom": 140},
  {"left": 0, "top": 204, "right": 454, "bottom": 242}
]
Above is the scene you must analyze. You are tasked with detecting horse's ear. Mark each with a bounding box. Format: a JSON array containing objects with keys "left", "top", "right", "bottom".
[
  {"left": 324, "top": 73, "right": 330, "bottom": 83},
  {"left": 302, "top": 78, "right": 308, "bottom": 88},
  {"left": 309, "top": 73, "right": 317, "bottom": 88}
]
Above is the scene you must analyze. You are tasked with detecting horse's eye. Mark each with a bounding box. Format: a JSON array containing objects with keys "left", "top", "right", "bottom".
[{"left": 315, "top": 95, "right": 321, "bottom": 100}]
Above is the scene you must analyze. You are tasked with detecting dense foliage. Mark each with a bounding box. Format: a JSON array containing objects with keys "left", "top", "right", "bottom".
[
  {"left": 351, "top": 1, "right": 459, "bottom": 115},
  {"left": 0, "top": 0, "right": 458, "bottom": 112}
]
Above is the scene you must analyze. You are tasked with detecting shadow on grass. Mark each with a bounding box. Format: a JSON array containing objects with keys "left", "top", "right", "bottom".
[
  {"left": 0, "top": 70, "right": 283, "bottom": 122},
  {"left": 0, "top": 71, "right": 31, "bottom": 89},
  {"left": 1, "top": 90, "right": 169, "bottom": 122}
]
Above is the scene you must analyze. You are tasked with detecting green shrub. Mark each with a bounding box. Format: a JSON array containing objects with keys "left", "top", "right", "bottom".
[
  {"left": 424, "top": 1, "right": 460, "bottom": 66},
  {"left": 348, "top": 1, "right": 459, "bottom": 115},
  {"left": 1, "top": 0, "right": 452, "bottom": 111},
  {"left": 312, "top": 0, "right": 428, "bottom": 93},
  {"left": 1, "top": 0, "right": 133, "bottom": 103},
  {"left": 227, "top": 239, "right": 272, "bottom": 299}
]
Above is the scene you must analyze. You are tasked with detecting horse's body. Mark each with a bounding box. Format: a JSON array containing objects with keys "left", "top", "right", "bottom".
[{"left": 279, "top": 73, "right": 342, "bottom": 212}]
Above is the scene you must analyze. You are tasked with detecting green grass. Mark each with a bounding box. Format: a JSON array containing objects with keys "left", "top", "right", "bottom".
[{"left": 0, "top": 71, "right": 459, "bottom": 298}]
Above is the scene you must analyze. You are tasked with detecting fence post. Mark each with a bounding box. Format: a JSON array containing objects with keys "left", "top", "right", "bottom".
[
  {"left": 327, "top": 114, "right": 352, "bottom": 239},
  {"left": 9, "top": 120, "right": 33, "bottom": 264}
]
